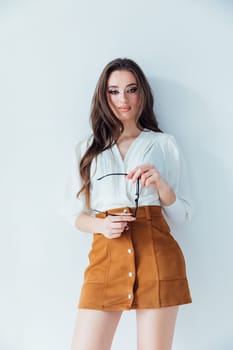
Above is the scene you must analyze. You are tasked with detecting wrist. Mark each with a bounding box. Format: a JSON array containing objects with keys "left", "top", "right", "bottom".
[
  {"left": 75, "top": 213, "right": 105, "bottom": 234},
  {"left": 160, "top": 191, "right": 176, "bottom": 206},
  {"left": 156, "top": 177, "right": 169, "bottom": 193},
  {"left": 156, "top": 180, "right": 176, "bottom": 206},
  {"left": 94, "top": 217, "right": 105, "bottom": 234}
]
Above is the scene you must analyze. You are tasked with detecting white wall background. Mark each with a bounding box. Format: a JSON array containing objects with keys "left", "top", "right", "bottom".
[{"left": 1, "top": 0, "right": 233, "bottom": 349}]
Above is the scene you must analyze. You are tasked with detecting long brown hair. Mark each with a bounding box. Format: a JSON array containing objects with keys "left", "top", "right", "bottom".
[{"left": 77, "top": 58, "right": 162, "bottom": 208}]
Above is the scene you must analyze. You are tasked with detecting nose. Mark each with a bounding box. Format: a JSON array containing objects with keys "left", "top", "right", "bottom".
[{"left": 119, "top": 91, "right": 128, "bottom": 104}]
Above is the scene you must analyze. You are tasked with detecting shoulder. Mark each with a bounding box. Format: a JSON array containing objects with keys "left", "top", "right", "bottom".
[
  {"left": 142, "top": 129, "right": 178, "bottom": 148},
  {"left": 142, "top": 130, "right": 181, "bottom": 162}
]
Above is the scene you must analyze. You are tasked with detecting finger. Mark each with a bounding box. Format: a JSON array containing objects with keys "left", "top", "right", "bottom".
[
  {"left": 113, "top": 223, "right": 130, "bottom": 233},
  {"left": 110, "top": 223, "right": 129, "bottom": 231},
  {"left": 131, "top": 165, "right": 154, "bottom": 183},
  {"left": 108, "top": 215, "right": 136, "bottom": 222},
  {"left": 114, "top": 222, "right": 131, "bottom": 231},
  {"left": 145, "top": 170, "right": 161, "bottom": 187},
  {"left": 107, "top": 222, "right": 130, "bottom": 233},
  {"left": 127, "top": 166, "right": 143, "bottom": 179},
  {"left": 127, "top": 164, "right": 154, "bottom": 179},
  {"left": 131, "top": 168, "right": 143, "bottom": 183},
  {"left": 104, "top": 231, "right": 122, "bottom": 239},
  {"left": 110, "top": 223, "right": 128, "bottom": 230},
  {"left": 107, "top": 234, "right": 122, "bottom": 239},
  {"left": 126, "top": 168, "right": 138, "bottom": 178},
  {"left": 140, "top": 169, "right": 155, "bottom": 186}
]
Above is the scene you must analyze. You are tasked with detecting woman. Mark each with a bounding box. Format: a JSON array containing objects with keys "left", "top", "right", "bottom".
[{"left": 65, "top": 58, "right": 192, "bottom": 350}]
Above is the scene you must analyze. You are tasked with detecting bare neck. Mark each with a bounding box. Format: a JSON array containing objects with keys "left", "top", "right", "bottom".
[{"left": 119, "top": 123, "right": 142, "bottom": 140}]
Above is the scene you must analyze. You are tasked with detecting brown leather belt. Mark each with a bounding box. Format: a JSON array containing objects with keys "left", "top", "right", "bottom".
[{"left": 95, "top": 205, "right": 162, "bottom": 220}]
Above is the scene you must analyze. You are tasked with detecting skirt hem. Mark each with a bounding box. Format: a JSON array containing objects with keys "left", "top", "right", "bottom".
[{"left": 78, "top": 298, "right": 192, "bottom": 311}]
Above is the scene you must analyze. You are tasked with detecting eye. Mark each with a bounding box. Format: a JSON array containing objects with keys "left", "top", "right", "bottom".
[
  {"left": 108, "top": 90, "right": 119, "bottom": 95},
  {"left": 127, "top": 87, "right": 138, "bottom": 93}
]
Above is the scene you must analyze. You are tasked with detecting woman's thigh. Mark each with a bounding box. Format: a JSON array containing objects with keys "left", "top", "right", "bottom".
[
  {"left": 71, "top": 308, "right": 122, "bottom": 350},
  {"left": 136, "top": 306, "right": 179, "bottom": 350}
]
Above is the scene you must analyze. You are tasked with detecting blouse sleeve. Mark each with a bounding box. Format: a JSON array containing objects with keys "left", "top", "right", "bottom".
[
  {"left": 162, "top": 135, "right": 192, "bottom": 224},
  {"left": 62, "top": 139, "right": 88, "bottom": 229}
]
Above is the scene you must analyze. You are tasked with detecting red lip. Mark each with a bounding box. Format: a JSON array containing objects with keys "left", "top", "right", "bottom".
[{"left": 119, "top": 106, "right": 130, "bottom": 111}]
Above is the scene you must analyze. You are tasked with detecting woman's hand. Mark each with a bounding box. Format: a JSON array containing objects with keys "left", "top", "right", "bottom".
[
  {"left": 127, "top": 163, "right": 163, "bottom": 187},
  {"left": 126, "top": 163, "right": 176, "bottom": 206},
  {"left": 99, "top": 214, "right": 136, "bottom": 239}
]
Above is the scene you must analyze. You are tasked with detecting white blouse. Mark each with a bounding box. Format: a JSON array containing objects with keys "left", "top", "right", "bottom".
[{"left": 63, "top": 129, "right": 192, "bottom": 229}]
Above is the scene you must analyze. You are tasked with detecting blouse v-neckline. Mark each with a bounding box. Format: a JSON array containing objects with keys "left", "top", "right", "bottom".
[{"left": 114, "top": 130, "right": 145, "bottom": 163}]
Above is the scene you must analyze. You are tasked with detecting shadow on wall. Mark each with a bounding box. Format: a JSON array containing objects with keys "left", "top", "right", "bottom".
[
  {"left": 148, "top": 77, "right": 233, "bottom": 349},
  {"left": 150, "top": 76, "right": 233, "bottom": 260},
  {"left": 212, "top": 338, "right": 233, "bottom": 350},
  {"left": 150, "top": 77, "right": 232, "bottom": 225}
]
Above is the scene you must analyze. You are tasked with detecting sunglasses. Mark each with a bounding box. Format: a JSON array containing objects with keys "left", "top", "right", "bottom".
[{"left": 93, "top": 172, "right": 140, "bottom": 217}]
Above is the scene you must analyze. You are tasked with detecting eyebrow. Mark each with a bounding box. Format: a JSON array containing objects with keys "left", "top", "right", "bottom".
[{"left": 107, "top": 83, "right": 137, "bottom": 88}]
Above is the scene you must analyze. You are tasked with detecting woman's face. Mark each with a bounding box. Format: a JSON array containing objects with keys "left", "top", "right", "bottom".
[{"left": 106, "top": 70, "right": 141, "bottom": 123}]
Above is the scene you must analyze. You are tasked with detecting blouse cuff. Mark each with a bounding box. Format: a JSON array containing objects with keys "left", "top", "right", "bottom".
[{"left": 162, "top": 197, "right": 191, "bottom": 224}]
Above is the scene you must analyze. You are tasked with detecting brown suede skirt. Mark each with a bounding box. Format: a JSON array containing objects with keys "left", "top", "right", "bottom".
[{"left": 78, "top": 205, "right": 192, "bottom": 310}]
